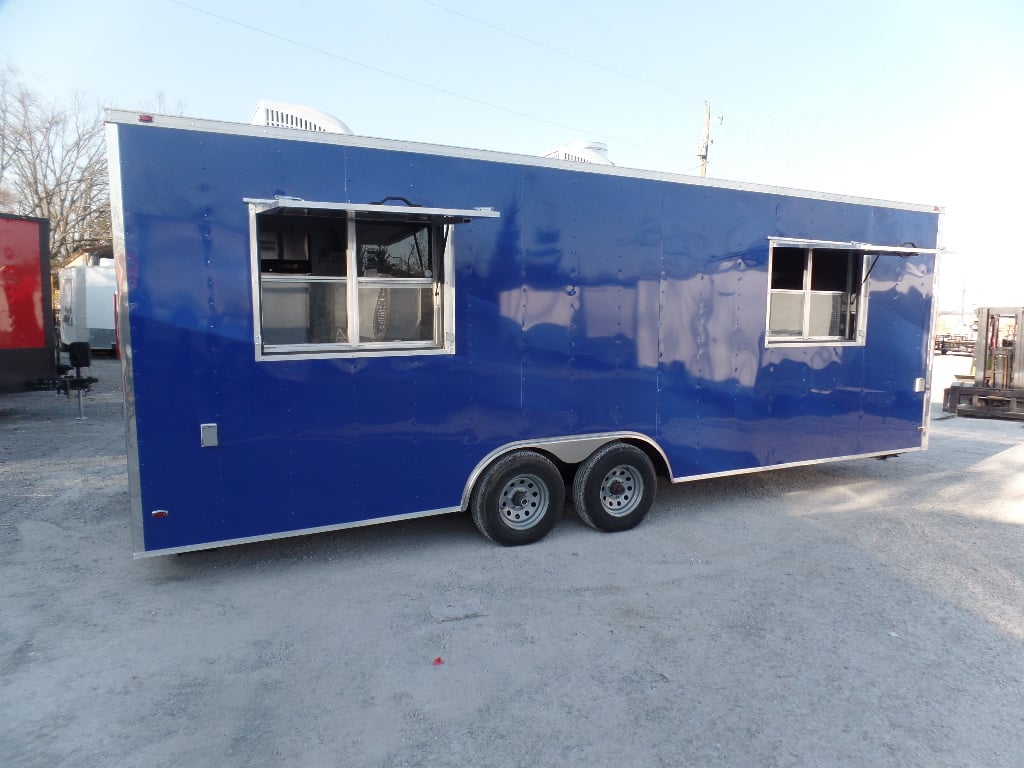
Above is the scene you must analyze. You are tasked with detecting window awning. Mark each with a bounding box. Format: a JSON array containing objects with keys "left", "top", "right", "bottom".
[
  {"left": 768, "top": 237, "right": 940, "bottom": 255},
  {"left": 244, "top": 197, "right": 500, "bottom": 223}
]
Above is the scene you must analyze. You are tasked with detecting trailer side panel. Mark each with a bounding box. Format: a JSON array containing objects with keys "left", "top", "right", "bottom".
[
  {"left": 0, "top": 214, "right": 55, "bottom": 393},
  {"left": 108, "top": 117, "right": 939, "bottom": 555}
]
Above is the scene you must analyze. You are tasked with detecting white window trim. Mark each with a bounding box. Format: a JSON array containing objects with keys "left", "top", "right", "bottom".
[
  {"left": 248, "top": 199, "right": 498, "bottom": 361},
  {"left": 765, "top": 236, "right": 940, "bottom": 347},
  {"left": 765, "top": 240, "right": 870, "bottom": 347}
]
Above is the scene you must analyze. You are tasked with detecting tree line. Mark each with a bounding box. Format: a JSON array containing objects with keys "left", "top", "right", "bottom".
[{"left": 1, "top": 68, "right": 110, "bottom": 270}]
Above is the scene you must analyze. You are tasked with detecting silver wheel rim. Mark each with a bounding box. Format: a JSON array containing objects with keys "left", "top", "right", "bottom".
[
  {"left": 498, "top": 473, "right": 549, "bottom": 530},
  {"left": 599, "top": 465, "right": 643, "bottom": 517}
]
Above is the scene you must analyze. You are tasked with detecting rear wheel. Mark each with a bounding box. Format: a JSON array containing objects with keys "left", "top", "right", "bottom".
[
  {"left": 573, "top": 442, "right": 656, "bottom": 532},
  {"left": 471, "top": 450, "right": 565, "bottom": 545}
]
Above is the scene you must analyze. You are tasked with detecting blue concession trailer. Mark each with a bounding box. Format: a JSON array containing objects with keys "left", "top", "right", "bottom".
[{"left": 106, "top": 111, "right": 942, "bottom": 556}]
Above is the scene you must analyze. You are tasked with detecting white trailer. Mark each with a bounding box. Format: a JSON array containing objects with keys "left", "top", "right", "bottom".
[{"left": 59, "top": 246, "right": 116, "bottom": 352}]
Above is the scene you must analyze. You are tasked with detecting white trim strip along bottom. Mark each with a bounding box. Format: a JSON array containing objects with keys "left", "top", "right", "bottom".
[
  {"left": 135, "top": 445, "right": 922, "bottom": 557},
  {"left": 133, "top": 506, "right": 462, "bottom": 558},
  {"left": 670, "top": 446, "right": 922, "bottom": 484}
]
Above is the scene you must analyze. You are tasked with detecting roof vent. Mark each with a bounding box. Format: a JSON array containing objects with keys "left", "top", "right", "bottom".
[
  {"left": 250, "top": 100, "right": 352, "bottom": 135},
  {"left": 541, "top": 140, "right": 613, "bottom": 166}
]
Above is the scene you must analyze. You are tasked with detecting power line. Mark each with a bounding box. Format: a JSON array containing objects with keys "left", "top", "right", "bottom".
[
  {"left": 169, "top": 0, "right": 670, "bottom": 152},
  {"left": 167, "top": 0, "right": 691, "bottom": 164},
  {"left": 420, "top": 0, "right": 706, "bottom": 103}
]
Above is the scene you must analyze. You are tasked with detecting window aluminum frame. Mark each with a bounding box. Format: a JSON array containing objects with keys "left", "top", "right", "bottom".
[
  {"left": 767, "top": 245, "right": 865, "bottom": 345},
  {"left": 764, "top": 238, "right": 941, "bottom": 347},
  {"left": 247, "top": 198, "right": 499, "bottom": 360}
]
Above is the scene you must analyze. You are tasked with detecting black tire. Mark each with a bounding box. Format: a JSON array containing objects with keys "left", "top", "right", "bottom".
[
  {"left": 471, "top": 450, "right": 565, "bottom": 546},
  {"left": 572, "top": 442, "right": 656, "bottom": 532}
]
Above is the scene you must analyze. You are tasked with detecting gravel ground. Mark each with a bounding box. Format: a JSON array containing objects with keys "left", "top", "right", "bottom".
[{"left": 1, "top": 353, "right": 1022, "bottom": 768}]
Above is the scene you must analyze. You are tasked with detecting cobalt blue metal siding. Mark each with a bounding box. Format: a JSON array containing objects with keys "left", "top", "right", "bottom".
[{"left": 111, "top": 122, "right": 938, "bottom": 553}]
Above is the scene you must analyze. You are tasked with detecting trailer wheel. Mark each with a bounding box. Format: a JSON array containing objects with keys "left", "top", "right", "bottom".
[
  {"left": 471, "top": 450, "right": 564, "bottom": 546},
  {"left": 573, "top": 442, "right": 656, "bottom": 532}
]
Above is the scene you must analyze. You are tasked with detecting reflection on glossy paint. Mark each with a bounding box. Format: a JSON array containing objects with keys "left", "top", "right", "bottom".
[
  {"left": 658, "top": 269, "right": 762, "bottom": 385},
  {"left": 498, "top": 286, "right": 575, "bottom": 331},
  {"left": 581, "top": 285, "right": 638, "bottom": 339},
  {"left": 0, "top": 219, "right": 46, "bottom": 348},
  {"left": 496, "top": 252, "right": 936, "bottom": 390}
]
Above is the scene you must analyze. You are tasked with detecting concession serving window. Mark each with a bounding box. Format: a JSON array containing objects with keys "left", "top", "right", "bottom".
[{"left": 246, "top": 198, "right": 499, "bottom": 359}]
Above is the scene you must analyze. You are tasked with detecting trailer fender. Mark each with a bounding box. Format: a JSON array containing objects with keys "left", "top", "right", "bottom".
[{"left": 460, "top": 432, "right": 671, "bottom": 511}]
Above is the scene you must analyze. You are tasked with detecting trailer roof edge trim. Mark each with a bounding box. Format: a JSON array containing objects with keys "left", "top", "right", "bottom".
[{"left": 107, "top": 110, "right": 943, "bottom": 215}]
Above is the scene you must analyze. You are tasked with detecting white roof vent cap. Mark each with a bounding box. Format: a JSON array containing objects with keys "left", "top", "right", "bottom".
[
  {"left": 251, "top": 100, "right": 352, "bottom": 135},
  {"left": 541, "top": 139, "right": 614, "bottom": 166}
]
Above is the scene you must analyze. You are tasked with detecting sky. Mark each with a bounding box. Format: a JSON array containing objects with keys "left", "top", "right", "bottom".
[{"left": 2, "top": 0, "right": 1022, "bottom": 314}]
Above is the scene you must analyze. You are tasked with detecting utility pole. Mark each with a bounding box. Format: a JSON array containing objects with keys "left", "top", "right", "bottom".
[{"left": 697, "top": 100, "right": 711, "bottom": 178}]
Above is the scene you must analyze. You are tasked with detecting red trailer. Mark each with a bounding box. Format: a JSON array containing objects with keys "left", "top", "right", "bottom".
[{"left": 0, "top": 213, "right": 56, "bottom": 393}]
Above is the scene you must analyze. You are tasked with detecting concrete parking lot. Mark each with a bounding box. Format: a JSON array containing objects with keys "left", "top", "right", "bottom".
[{"left": 1, "top": 354, "right": 1022, "bottom": 767}]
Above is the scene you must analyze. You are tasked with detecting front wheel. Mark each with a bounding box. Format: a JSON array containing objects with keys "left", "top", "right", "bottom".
[
  {"left": 471, "top": 450, "right": 565, "bottom": 546},
  {"left": 572, "top": 442, "right": 656, "bottom": 532}
]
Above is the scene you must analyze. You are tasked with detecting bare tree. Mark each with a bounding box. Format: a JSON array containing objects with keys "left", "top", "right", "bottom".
[
  {"left": 0, "top": 70, "right": 110, "bottom": 269},
  {"left": 0, "top": 68, "right": 17, "bottom": 210}
]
